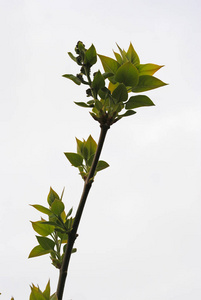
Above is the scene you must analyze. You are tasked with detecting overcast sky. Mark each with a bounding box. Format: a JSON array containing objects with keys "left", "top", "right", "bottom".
[{"left": 1, "top": 0, "right": 201, "bottom": 299}]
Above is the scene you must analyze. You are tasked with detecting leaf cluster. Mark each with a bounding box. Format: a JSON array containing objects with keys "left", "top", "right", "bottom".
[
  {"left": 29, "top": 281, "right": 57, "bottom": 300},
  {"left": 64, "top": 135, "right": 109, "bottom": 180},
  {"left": 63, "top": 41, "right": 167, "bottom": 126},
  {"left": 29, "top": 187, "right": 76, "bottom": 269}
]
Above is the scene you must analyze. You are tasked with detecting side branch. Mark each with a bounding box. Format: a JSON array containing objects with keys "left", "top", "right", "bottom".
[{"left": 56, "top": 124, "right": 110, "bottom": 300}]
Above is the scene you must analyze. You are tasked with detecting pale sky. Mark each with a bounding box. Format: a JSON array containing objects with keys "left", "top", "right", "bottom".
[{"left": 1, "top": 0, "right": 201, "bottom": 299}]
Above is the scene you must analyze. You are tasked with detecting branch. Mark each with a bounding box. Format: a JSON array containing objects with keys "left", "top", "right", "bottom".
[{"left": 56, "top": 124, "right": 110, "bottom": 300}]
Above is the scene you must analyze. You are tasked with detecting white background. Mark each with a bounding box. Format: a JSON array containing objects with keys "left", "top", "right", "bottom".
[{"left": 1, "top": 0, "right": 201, "bottom": 299}]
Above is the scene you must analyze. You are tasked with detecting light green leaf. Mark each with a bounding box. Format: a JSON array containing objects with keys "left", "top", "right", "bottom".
[
  {"left": 85, "top": 135, "right": 97, "bottom": 158},
  {"left": 50, "top": 294, "right": 58, "bottom": 300},
  {"left": 112, "top": 83, "right": 128, "bottom": 103},
  {"left": 62, "top": 74, "right": 81, "bottom": 85},
  {"left": 47, "top": 187, "right": 60, "bottom": 206},
  {"left": 43, "top": 280, "right": 50, "bottom": 299},
  {"left": 116, "top": 44, "right": 128, "bottom": 63},
  {"left": 98, "top": 54, "right": 120, "bottom": 75},
  {"left": 132, "top": 75, "right": 167, "bottom": 92},
  {"left": 68, "top": 52, "right": 77, "bottom": 63},
  {"left": 96, "top": 160, "right": 109, "bottom": 172},
  {"left": 84, "top": 44, "right": 97, "bottom": 66},
  {"left": 66, "top": 207, "right": 73, "bottom": 218},
  {"left": 28, "top": 245, "right": 50, "bottom": 258},
  {"left": 64, "top": 152, "right": 83, "bottom": 167},
  {"left": 113, "top": 51, "right": 123, "bottom": 64},
  {"left": 51, "top": 199, "right": 65, "bottom": 215},
  {"left": 125, "top": 95, "right": 155, "bottom": 109},
  {"left": 136, "top": 64, "right": 164, "bottom": 76},
  {"left": 36, "top": 236, "right": 55, "bottom": 251},
  {"left": 31, "top": 221, "right": 54, "bottom": 236},
  {"left": 114, "top": 62, "right": 139, "bottom": 87},
  {"left": 118, "top": 110, "right": 136, "bottom": 119},
  {"left": 31, "top": 205, "right": 52, "bottom": 216},
  {"left": 126, "top": 42, "right": 140, "bottom": 65}
]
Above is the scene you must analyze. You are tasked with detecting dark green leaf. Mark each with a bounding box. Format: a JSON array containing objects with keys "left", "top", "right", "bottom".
[
  {"left": 84, "top": 44, "right": 97, "bottom": 66},
  {"left": 74, "top": 101, "right": 90, "bottom": 108},
  {"left": 96, "top": 160, "right": 109, "bottom": 172},
  {"left": 132, "top": 75, "right": 168, "bottom": 92},
  {"left": 62, "top": 74, "right": 81, "bottom": 85},
  {"left": 112, "top": 83, "right": 128, "bottom": 103},
  {"left": 66, "top": 207, "right": 73, "bottom": 218},
  {"left": 28, "top": 245, "right": 50, "bottom": 258},
  {"left": 47, "top": 187, "right": 60, "bottom": 206},
  {"left": 102, "top": 72, "right": 114, "bottom": 79},
  {"left": 36, "top": 236, "right": 55, "bottom": 251},
  {"left": 92, "top": 71, "right": 105, "bottom": 94},
  {"left": 118, "top": 110, "right": 136, "bottom": 118},
  {"left": 125, "top": 95, "right": 155, "bottom": 109},
  {"left": 51, "top": 199, "right": 65, "bottom": 215},
  {"left": 114, "top": 62, "right": 139, "bottom": 87},
  {"left": 31, "top": 221, "right": 54, "bottom": 236},
  {"left": 31, "top": 205, "right": 52, "bottom": 216},
  {"left": 126, "top": 43, "right": 140, "bottom": 65},
  {"left": 64, "top": 152, "right": 83, "bottom": 167}
]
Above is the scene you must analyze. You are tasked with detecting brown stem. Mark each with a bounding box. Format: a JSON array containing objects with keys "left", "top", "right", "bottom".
[{"left": 56, "top": 124, "right": 110, "bottom": 300}]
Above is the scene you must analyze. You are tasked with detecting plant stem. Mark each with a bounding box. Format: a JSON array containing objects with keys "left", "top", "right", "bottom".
[{"left": 56, "top": 124, "right": 110, "bottom": 300}]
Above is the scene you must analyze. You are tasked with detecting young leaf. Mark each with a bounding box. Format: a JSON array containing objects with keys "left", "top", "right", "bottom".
[
  {"left": 116, "top": 44, "right": 128, "bottom": 63},
  {"left": 113, "top": 51, "right": 123, "bottom": 64},
  {"left": 112, "top": 83, "right": 128, "bottom": 103},
  {"left": 28, "top": 245, "right": 50, "bottom": 258},
  {"left": 31, "top": 205, "right": 52, "bottom": 216},
  {"left": 118, "top": 110, "right": 136, "bottom": 119},
  {"left": 43, "top": 280, "right": 50, "bottom": 299},
  {"left": 126, "top": 42, "right": 140, "bottom": 66},
  {"left": 66, "top": 207, "right": 73, "bottom": 218},
  {"left": 96, "top": 160, "right": 109, "bottom": 172},
  {"left": 51, "top": 199, "right": 65, "bottom": 215},
  {"left": 31, "top": 221, "right": 55, "bottom": 236},
  {"left": 85, "top": 135, "right": 97, "bottom": 158},
  {"left": 50, "top": 294, "right": 58, "bottom": 300},
  {"left": 47, "top": 187, "right": 60, "bottom": 206},
  {"left": 132, "top": 75, "right": 167, "bottom": 92},
  {"left": 114, "top": 62, "right": 139, "bottom": 87},
  {"left": 62, "top": 74, "right": 81, "bottom": 85},
  {"left": 125, "top": 95, "right": 155, "bottom": 109},
  {"left": 136, "top": 63, "right": 164, "bottom": 76},
  {"left": 36, "top": 236, "right": 55, "bottom": 251},
  {"left": 68, "top": 52, "right": 77, "bottom": 63},
  {"left": 84, "top": 44, "right": 97, "bottom": 66},
  {"left": 64, "top": 152, "right": 83, "bottom": 167}
]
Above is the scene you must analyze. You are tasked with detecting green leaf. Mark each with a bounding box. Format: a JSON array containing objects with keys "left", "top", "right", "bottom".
[
  {"left": 51, "top": 199, "right": 65, "bottom": 215},
  {"left": 125, "top": 95, "right": 155, "bottom": 109},
  {"left": 92, "top": 71, "right": 105, "bottom": 94},
  {"left": 136, "top": 63, "right": 164, "bottom": 76},
  {"left": 116, "top": 44, "right": 128, "bottom": 63},
  {"left": 62, "top": 74, "right": 81, "bottom": 85},
  {"left": 36, "top": 236, "right": 55, "bottom": 251},
  {"left": 50, "top": 294, "right": 58, "bottom": 300},
  {"left": 47, "top": 187, "right": 60, "bottom": 206},
  {"left": 132, "top": 75, "right": 167, "bottom": 92},
  {"left": 74, "top": 101, "right": 90, "bottom": 108},
  {"left": 85, "top": 135, "right": 97, "bottom": 158},
  {"left": 64, "top": 152, "right": 83, "bottom": 167},
  {"left": 126, "top": 42, "right": 140, "bottom": 65},
  {"left": 98, "top": 54, "right": 120, "bottom": 75},
  {"left": 68, "top": 52, "right": 77, "bottom": 63},
  {"left": 113, "top": 51, "right": 123, "bottom": 64},
  {"left": 112, "top": 83, "right": 128, "bottom": 103},
  {"left": 96, "top": 160, "right": 109, "bottom": 172},
  {"left": 43, "top": 280, "right": 50, "bottom": 299},
  {"left": 84, "top": 44, "right": 97, "bottom": 66},
  {"left": 28, "top": 245, "right": 50, "bottom": 258},
  {"left": 118, "top": 110, "right": 136, "bottom": 118},
  {"left": 66, "top": 207, "right": 73, "bottom": 218},
  {"left": 114, "top": 62, "right": 139, "bottom": 87},
  {"left": 31, "top": 205, "right": 52, "bottom": 216},
  {"left": 31, "top": 221, "right": 54, "bottom": 236}
]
